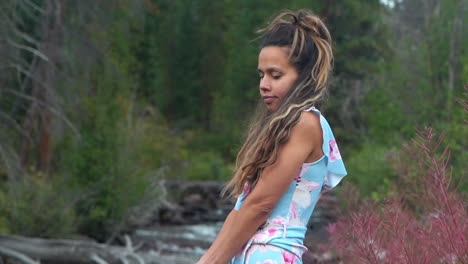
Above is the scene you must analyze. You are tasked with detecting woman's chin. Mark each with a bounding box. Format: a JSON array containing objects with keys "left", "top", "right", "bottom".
[{"left": 265, "top": 103, "right": 277, "bottom": 112}]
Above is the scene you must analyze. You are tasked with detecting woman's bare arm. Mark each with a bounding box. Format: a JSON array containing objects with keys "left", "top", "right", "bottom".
[{"left": 196, "top": 112, "right": 322, "bottom": 264}]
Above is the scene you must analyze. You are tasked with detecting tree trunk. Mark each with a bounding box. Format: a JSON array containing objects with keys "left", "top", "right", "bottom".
[
  {"left": 19, "top": 0, "right": 65, "bottom": 172},
  {"left": 447, "top": 0, "right": 462, "bottom": 120}
]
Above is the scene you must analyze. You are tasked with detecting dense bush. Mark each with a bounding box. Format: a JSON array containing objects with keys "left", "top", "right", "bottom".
[
  {"left": 185, "top": 151, "right": 233, "bottom": 181},
  {"left": 328, "top": 127, "right": 467, "bottom": 263},
  {"left": 343, "top": 141, "right": 398, "bottom": 199},
  {"left": 0, "top": 171, "right": 77, "bottom": 238}
]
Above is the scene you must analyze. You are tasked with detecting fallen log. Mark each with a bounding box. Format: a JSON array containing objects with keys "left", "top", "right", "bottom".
[
  {"left": 0, "top": 246, "right": 39, "bottom": 264},
  {"left": 0, "top": 234, "right": 141, "bottom": 264}
]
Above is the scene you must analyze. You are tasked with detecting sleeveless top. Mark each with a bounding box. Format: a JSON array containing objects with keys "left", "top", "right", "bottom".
[{"left": 229, "top": 107, "right": 348, "bottom": 263}]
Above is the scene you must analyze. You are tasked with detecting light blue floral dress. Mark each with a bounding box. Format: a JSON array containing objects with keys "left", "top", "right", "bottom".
[{"left": 229, "top": 107, "right": 347, "bottom": 264}]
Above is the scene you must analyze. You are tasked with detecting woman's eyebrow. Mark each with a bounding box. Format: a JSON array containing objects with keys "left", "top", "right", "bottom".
[{"left": 257, "top": 66, "right": 282, "bottom": 72}]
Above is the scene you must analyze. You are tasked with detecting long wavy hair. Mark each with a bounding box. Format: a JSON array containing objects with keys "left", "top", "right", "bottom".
[{"left": 222, "top": 9, "right": 334, "bottom": 199}]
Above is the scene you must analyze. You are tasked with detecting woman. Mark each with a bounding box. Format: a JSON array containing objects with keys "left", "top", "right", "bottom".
[{"left": 197, "top": 9, "right": 347, "bottom": 264}]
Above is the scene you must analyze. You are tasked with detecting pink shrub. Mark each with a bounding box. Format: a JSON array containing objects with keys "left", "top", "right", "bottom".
[{"left": 327, "top": 128, "right": 467, "bottom": 264}]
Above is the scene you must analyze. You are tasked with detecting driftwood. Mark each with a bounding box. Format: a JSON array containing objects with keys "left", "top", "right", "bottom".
[
  {"left": 0, "top": 246, "right": 39, "bottom": 264},
  {"left": 0, "top": 234, "right": 144, "bottom": 264}
]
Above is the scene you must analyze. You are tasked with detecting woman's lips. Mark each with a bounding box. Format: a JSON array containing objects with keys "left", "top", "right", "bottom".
[{"left": 263, "top": 96, "right": 276, "bottom": 103}]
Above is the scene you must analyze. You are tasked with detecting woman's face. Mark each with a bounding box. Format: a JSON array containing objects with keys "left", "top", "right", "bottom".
[{"left": 257, "top": 46, "right": 298, "bottom": 112}]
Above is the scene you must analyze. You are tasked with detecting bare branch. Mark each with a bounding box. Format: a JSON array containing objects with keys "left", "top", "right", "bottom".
[
  {"left": 128, "top": 254, "right": 145, "bottom": 264},
  {"left": 20, "top": 0, "right": 46, "bottom": 14},
  {"left": 0, "top": 111, "right": 32, "bottom": 142},
  {"left": 7, "top": 38, "right": 49, "bottom": 62},
  {"left": 0, "top": 144, "right": 21, "bottom": 182},
  {"left": 124, "top": 235, "right": 133, "bottom": 251},
  {"left": 123, "top": 235, "right": 145, "bottom": 264},
  {"left": 0, "top": 234, "right": 153, "bottom": 264},
  {"left": 0, "top": 246, "right": 40, "bottom": 264},
  {"left": 8, "top": 62, "right": 43, "bottom": 87},
  {"left": 5, "top": 89, "right": 80, "bottom": 138},
  {"left": 0, "top": 9, "right": 40, "bottom": 48},
  {"left": 90, "top": 254, "right": 108, "bottom": 264},
  {"left": 13, "top": 28, "right": 41, "bottom": 47}
]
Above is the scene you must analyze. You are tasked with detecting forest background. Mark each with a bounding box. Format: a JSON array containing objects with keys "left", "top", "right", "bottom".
[{"left": 0, "top": 0, "right": 466, "bottom": 243}]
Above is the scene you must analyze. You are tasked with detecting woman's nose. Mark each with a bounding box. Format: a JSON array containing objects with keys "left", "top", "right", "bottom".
[{"left": 259, "top": 77, "right": 271, "bottom": 91}]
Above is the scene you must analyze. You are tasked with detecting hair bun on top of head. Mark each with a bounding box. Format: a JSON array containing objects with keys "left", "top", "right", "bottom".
[
  {"left": 260, "top": 9, "right": 331, "bottom": 45},
  {"left": 291, "top": 14, "right": 299, "bottom": 25},
  {"left": 295, "top": 10, "right": 307, "bottom": 23},
  {"left": 291, "top": 10, "right": 330, "bottom": 40}
]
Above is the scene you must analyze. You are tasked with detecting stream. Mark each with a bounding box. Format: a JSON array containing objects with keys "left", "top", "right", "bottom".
[{"left": 133, "top": 222, "right": 223, "bottom": 264}]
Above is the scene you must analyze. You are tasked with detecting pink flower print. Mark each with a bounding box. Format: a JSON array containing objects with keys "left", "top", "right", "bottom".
[
  {"left": 282, "top": 251, "right": 298, "bottom": 263},
  {"left": 290, "top": 202, "right": 298, "bottom": 219},
  {"left": 329, "top": 139, "right": 342, "bottom": 162},
  {"left": 267, "top": 228, "right": 278, "bottom": 236},
  {"left": 243, "top": 183, "right": 250, "bottom": 196},
  {"left": 292, "top": 179, "right": 320, "bottom": 208},
  {"left": 258, "top": 260, "right": 278, "bottom": 264},
  {"left": 252, "top": 228, "right": 280, "bottom": 242},
  {"left": 270, "top": 216, "right": 287, "bottom": 225}
]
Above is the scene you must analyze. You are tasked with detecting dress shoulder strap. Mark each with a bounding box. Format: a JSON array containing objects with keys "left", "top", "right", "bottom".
[{"left": 304, "top": 107, "right": 348, "bottom": 189}]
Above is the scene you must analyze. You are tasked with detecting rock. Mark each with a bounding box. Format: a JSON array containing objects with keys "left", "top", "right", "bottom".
[
  {"left": 183, "top": 193, "right": 203, "bottom": 205},
  {"left": 158, "top": 180, "right": 235, "bottom": 225}
]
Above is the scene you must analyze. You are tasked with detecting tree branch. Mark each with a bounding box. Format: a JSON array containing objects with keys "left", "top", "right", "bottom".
[
  {"left": 0, "top": 234, "right": 135, "bottom": 263},
  {"left": 0, "top": 246, "right": 40, "bottom": 264}
]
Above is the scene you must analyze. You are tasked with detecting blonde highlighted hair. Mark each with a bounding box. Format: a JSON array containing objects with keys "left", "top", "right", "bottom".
[{"left": 222, "top": 9, "right": 334, "bottom": 199}]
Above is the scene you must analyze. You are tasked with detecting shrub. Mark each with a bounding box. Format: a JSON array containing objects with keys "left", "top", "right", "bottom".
[
  {"left": 0, "top": 171, "right": 77, "bottom": 238},
  {"left": 185, "top": 151, "right": 233, "bottom": 181},
  {"left": 65, "top": 102, "right": 184, "bottom": 241},
  {"left": 328, "top": 128, "right": 467, "bottom": 264},
  {"left": 343, "top": 142, "right": 398, "bottom": 199}
]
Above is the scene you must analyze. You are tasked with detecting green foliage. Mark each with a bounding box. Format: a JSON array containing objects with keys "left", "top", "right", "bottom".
[
  {"left": 61, "top": 95, "right": 187, "bottom": 239},
  {"left": 0, "top": 171, "right": 77, "bottom": 238},
  {"left": 439, "top": 115, "right": 468, "bottom": 193},
  {"left": 0, "top": 186, "right": 10, "bottom": 233},
  {"left": 56, "top": 1, "right": 179, "bottom": 240},
  {"left": 344, "top": 141, "right": 398, "bottom": 199},
  {"left": 185, "top": 151, "right": 233, "bottom": 181},
  {"left": 361, "top": 75, "right": 420, "bottom": 143},
  {"left": 351, "top": 0, "right": 467, "bottom": 197}
]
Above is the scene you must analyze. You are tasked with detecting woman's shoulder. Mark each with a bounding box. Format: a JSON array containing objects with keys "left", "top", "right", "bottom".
[
  {"left": 302, "top": 106, "right": 329, "bottom": 130},
  {"left": 297, "top": 110, "right": 321, "bottom": 130},
  {"left": 298, "top": 106, "right": 322, "bottom": 129},
  {"left": 291, "top": 109, "right": 323, "bottom": 149}
]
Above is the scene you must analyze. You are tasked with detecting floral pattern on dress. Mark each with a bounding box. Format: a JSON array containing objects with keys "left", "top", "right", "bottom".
[
  {"left": 289, "top": 202, "right": 299, "bottom": 220},
  {"left": 247, "top": 244, "right": 301, "bottom": 264},
  {"left": 256, "top": 260, "right": 278, "bottom": 264},
  {"left": 329, "top": 139, "right": 342, "bottom": 162},
  {"left": 292, "top": 179, "right": 320, "bottom": 208},
  {"left": 282, "top": 251, "right": 298, "bottom": 263},
  {"left": 270, "top": 216, "right": 287, "bottom": 225},
  {"left": 252, "top": 227, "right": 281, "bottom": 242}
]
